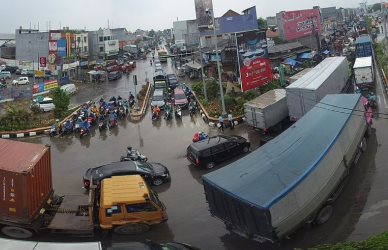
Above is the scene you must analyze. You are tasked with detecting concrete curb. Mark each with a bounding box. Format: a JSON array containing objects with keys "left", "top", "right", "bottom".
[
  {"left": 191, "top": 91, "right": 245, "bottom": 127},
  {"left": 130, "top": 83, "right": 152, "bottom": 120}
]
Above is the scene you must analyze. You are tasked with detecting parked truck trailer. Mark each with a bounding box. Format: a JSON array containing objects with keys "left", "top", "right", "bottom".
[
  {"left": 353, "top": 56, "right": 374, "bottom": 90},
  {"left": 203, "top": 94, "right": 369, "bottom": 242},
  {"left": 286, "top": 56, "right": 349, "bottom": 121}
]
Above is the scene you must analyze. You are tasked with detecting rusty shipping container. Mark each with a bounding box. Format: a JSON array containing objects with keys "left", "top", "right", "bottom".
[{"left": 0, "top": 139, "right": 53, "bottom": 224}]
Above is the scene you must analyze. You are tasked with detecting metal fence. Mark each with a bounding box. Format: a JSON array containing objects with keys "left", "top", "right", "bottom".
[{"left": 0, "top": 86, "right": 33, "bottom": 101}]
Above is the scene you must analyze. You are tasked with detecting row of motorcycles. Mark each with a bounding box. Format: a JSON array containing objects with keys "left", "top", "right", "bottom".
[
  {"left": 50, "top": 96, "right": 135, "bottom": 138},
  {"left": 151, "top": 100, "right": 199, "bottom": 121}
]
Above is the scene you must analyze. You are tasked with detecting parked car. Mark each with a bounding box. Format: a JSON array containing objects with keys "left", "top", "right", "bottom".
[
  {"left": 83, "top": 160, "right": 170, "bottom": 189},
  {"left": 187, "top": 135, "right": 250, "bottom": 169},
  {"left": 0, "top": 71, "right": 11, "bottom": 80},
  {"left": 167, "top": 74, "right": 178, "bottom": 89},
  {"left": 60, "top": 83, "right": 77, "bottom": 94},
  {"left": 21, "top": 69, "right": 34, "bottom": 77},
  {"left": 31, "top": 97, "right": 55, "bottom": 112},
  {"left": 151, "top": 88, "right": 166, "bottom": 109},
  {"left": 174, "top": 88, "right": 188, "bottom": 108},
  {"left": 12, "top": 76, "right": 30, "bottom": 85},
  {"left": 108, "top": 71, "right": 122, "bottom": 81},
  {"left": 4, "top": 66, "right": 18, "bottom": 73},
  {"left": 15, "top": 68, "right": 22, "bottom": 75}
]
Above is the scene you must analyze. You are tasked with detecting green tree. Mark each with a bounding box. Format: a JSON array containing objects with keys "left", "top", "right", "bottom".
[
  {"left": 273, "top": 37, "right": 286, "bottom": 45},
  {"left": 148, "top": 29, "right": 156, "bottom": 38},
  {"left": 371, "top": 3, "right": 382, "bottom": 12},
  {"left": 257, "top": 17, "right": 267, "bottom": 29},
  {"left": 51, "top": 88, "right": 70, "bottom": 118}
]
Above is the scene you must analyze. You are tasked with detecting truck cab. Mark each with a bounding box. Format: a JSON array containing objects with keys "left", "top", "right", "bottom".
[{"left": 97, "top": 175, "right": 167, "bottom": 234}]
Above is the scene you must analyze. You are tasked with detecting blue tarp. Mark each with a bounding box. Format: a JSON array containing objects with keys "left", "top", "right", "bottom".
[
  {"left": 283, "top": 58, "right": 301, "bottom": 67},
  {"left": 322, "top": 50, "right": 330, "bottom": 55},
  {"left": 203, "top": 94, "right": 361, "bottom": 209},
  {"left": 298, "top": 53, "right": 312, "bottom": 59}
]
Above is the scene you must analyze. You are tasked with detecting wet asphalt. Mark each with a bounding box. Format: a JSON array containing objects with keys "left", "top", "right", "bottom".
[{"left": 17, "top": 57, "right": 388, "bottom": 249}]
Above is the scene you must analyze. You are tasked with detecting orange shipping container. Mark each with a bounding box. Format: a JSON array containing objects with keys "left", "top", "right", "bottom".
[{"left": 0, "top": 139, "right": 53, "bottom": 224}]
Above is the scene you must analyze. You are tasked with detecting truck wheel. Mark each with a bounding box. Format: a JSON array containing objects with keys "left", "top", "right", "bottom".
[
  {"left": 206, "top": 162, "right": 215, "bottom": 169},
  {"left": 1, "top": 226, "right": 34, "bottom": 239},
  {"left": 315, "top": 205, "right": 333, "bottom": 225},
  {"left": 114, "top": 223, "right": 150, "bottom": 235},
  {"left": 242, "top": 146, "right": 250, "bottom": 153},
  {"left": 152, "top": 178, "right": 164, "bottom": 186}
]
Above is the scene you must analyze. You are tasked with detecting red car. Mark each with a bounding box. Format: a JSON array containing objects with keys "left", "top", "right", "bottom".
[{"left": 174, "top": 88, "right": 188, "bottom": 108}]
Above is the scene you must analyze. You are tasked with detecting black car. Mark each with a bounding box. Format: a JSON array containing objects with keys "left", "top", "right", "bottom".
[
  {"left": 108, "top": 71, "right": 122, "bottom": 81},
  {"left": 83, "top": 161, "right": 170, "bottom": 188},
  {"left": 187, "top": 135, "right": 250, "bottom": 169},
  {"left": 167, "top": 74, "right": 178, "bottom": 89},
  {"left": 4, "top": 65, "right": 18, "bottom": 73},
  {"left": 15, "top": 68, "right": 22, "bottom": 75}
]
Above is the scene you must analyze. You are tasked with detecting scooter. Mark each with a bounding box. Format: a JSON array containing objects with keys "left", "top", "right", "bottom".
[
  {"left": 80, "top": 127, "right": 90, "bottom": 138},
  {"left": 152, "top": 111, "right": 160, "bottom": 121},
  {"left": 189, "top": 104, "right": 197, "bottom": 116},
  {"left": 108, "top": 119, "right": 118, "bottom": 129},
  {"left": 192, "top": 132, "right": 209, "bottom": 142},
  {"left": 98, "top": 117, "right": 108, "bottom": 131},
  {"left": 164, "top": 108, "right": 172, "bottom": 120},
  {"left": 49, "top": 124, "right": 57, "bottom": 137},
  {"left": 118, "top": 106, "right": 126, "bottom": 119},
  {"left": 175, "top": 106, "right": 182, "bottom": 119},
  {"left": 120, "top": 146, "right": 148, "bottom": 162},
  {"left": 61, "top": 123, "right": 73, "bottom": 136}
]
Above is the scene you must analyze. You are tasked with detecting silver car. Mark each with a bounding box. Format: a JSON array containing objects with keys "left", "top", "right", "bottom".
[{"left": 151, "top": 88, "right": 165, "bottom": 109}]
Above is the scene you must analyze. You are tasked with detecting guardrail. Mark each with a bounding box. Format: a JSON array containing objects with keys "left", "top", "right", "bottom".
[{"left": 130, "top": 83, "right": 152, "bottom": 121}]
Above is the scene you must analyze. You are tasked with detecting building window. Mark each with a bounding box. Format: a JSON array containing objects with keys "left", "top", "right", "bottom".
[
  {"left": 77, "top": 37, "right": 81, "bottom": 43},
  {"left": 99, "top": 47, "right": 104, "bottom": 52},
  {"left": 84, "top": 46, "right": 88, "bottom": 52},
  {"left": 104, "top": 36, "right": 108, "bottom": 41},
  {"left": 99, "top": 37, "right": 103, "bottom": 42},
  {"left": 84, "top": 37, "right": 87, "bottom": 42}
]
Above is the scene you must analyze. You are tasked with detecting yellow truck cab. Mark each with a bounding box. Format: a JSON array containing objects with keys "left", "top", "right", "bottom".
[{"left": 98, "top": 175, "right": 167, "bottom": 234}]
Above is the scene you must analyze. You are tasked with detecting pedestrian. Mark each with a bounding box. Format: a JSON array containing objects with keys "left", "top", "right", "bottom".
[
  {"left": 218, "top": 115, "right": 224, "bottom": 132},
  {"left": 228, "top": 113, "right": 234, "bottom": 129}
]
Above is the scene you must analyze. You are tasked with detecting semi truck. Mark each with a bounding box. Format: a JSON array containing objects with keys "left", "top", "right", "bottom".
[
  {"left": 353, "top": 56, "right": 374, "bottom": 90},
  {"left": 286, "top": 56, "right": 349, "bottom": 121},
  {"left": 244, "top": 89, "right": 289, "bottom": 134},
  {"left": 355, "top": 35, "right": 372, "bottom": 58},
  {"left": 0, "top": 140, "right": 167, "bottom": 239},
  {"left": 203, "top": 94, "right": 369, "bottom": 242}
]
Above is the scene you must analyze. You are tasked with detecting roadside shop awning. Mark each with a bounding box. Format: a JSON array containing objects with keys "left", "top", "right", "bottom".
[
  {"left": 185, "top": 61, "right": 202, "bottom": 70},
  {"left": 298, "top": 53, "right": 312, "bottom": 59},
  {"left": 283, "top": 58, "right": 301, "bottom": 67}
]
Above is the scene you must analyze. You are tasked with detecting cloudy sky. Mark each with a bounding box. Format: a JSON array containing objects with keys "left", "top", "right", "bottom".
[{"left": 0, "top": 0, "right": 377, "bottom": 33}]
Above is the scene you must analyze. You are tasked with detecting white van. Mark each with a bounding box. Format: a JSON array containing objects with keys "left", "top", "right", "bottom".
[
  {"left": 0, "top": 71, "right": 11, "bottom": 79},
  {"left": 12, "top": 77, "right": 29, "bottom": 85},
  {"left": 60, "top": 84, "right": 77, "bottom": 94},
  {"left": 31, "top": 97, "right": 55, "bottom": 112}
]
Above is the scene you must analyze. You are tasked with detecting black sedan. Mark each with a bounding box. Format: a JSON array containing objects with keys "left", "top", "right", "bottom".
[{"left": 83, "top": 161, "right": 170, "bottom": 189}]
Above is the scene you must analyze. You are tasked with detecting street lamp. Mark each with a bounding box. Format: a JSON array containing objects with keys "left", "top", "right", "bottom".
[{"left": 206, "top": 8, "right": 226, "bottom": 115}]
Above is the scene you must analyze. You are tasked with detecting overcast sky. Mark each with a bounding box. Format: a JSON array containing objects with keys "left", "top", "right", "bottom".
[{"left": 0, "top": 0, "right": 377, "bottom": 33}]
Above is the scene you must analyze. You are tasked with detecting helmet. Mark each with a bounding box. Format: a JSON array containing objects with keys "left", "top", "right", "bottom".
[{"left": 56, "top": 119, "right": 59, "bottom": 122}]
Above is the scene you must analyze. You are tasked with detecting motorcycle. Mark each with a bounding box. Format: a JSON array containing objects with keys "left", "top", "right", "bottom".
[
  {"left": 61, "top": 122, "right": 73, "bottom": 136},
  {"left": 189, "top": 104, "right": 197, "bottom": 116},
  {"left": 108, "top": 118, "right": 118, "bottom": 129},
  {"left": 164, "top": 108, "right": 172, "bottom": 120},
  {"left": 98, "top": 118, "right": 108, "bottom": 131},
  {"left": 129, "top": 98, "right": 135, "bottom": 109},
  {"left": 118, "top": 106, "right": 126, "bottom": 120},
  {"left": 49, "top": 124, "right": 57, "bottom": 137},
  {"left": 192, "top": 132, "right": 209, "bottom": 142},
  {"left": 152, "top": 111, "right": 160, "bottom": 121},
  {"left": 175, "top": 106, "right": 182, "bottom": 119},
  {"left": 80, "top": 127, "right": 90, "bottom": 138},
  {"left": 367, "top": 93, "right": 377, "bottom": 109},
  {"left": 120, "top": 146, "right": 148, "bottom": 162}
]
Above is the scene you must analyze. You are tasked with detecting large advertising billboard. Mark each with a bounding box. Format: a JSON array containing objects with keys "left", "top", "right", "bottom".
[
  {"left": 218, "top": 6, "right": 258, "bottom": 34},
  {"left": 236, "top": 30, "right": 272, "bottom": 92},
  {"left": 281, "top": 9, "right": 321, "bottom": 41},
  {"left": 194, "top": 0, "right": 214, "bottom": 32},
  {"left": 57, "top": 39, "right": 67, "bottom": 58}
]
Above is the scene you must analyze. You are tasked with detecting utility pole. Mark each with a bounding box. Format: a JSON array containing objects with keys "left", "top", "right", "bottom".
[
  {"left": 209, "top": 9, "right": 226, "bottom": 115},
  {"left": 199, "top": 44, "right": 208, "bottom": 102}
]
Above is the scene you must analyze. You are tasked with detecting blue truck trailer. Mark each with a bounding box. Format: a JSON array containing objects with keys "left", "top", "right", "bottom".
[
  {"left": 202, "top": 94, "right": 369, "bottom": 242},
  {"left": 355, "top": 35, "right": 372, "bottom": 58}
]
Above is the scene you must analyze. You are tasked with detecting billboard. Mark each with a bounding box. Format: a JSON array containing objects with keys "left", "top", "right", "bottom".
[
  {"left": 218, "top": 6, "right": 258, "bottom": 34},
  {"left": 281, "top": 9, "right": 321, "bottom": 41},
  {"left": 57, "top": 39, "right": 67, "bottom": 58},
  {"left": 236, "top": 30, "right": 272, "bottom": 92},
  {"left": 194, "top": 0, "right": 214, "bottom": 32},
  {"left": 49, "top": 41, "right": 57, "bottom": 51}
]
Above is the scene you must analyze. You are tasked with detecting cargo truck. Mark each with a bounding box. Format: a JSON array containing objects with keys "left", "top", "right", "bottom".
[
  {"left": 353, "top": 56, "right": 374, "bottom": 90},
  {"left": 286, "top": 56, "right": 349, "bottom": 121},
  {"left": 355, "top": 35, "right": 372, "bottom": 58},
  {"left": 0, "top": 140, "right": 167, "bottom": 239},
  {"left": 244, "top": 89, "right": 289, "bottom": 134},
  {"left": 203, "top": 94, "right": 369, "bottom": 242}
]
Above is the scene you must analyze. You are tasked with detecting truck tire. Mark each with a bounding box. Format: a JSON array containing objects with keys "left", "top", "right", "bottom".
[
  {"left": 1, "top": 226, "right": 34, "bottom": 239},
  {"left": 360, "top": 137, "right": 367, "bottom": 152},
  {"left": 315, "top": 204, "right": 333, "bottom": 225},
  {"left": 113, "top": 223, "right": 150, "bottom": 235},
  {"left": 206, "top": 162, "right": 215, "bottom": 169},
  {"left": 242, "top": 146, "right": 250, "bottom": 153}
]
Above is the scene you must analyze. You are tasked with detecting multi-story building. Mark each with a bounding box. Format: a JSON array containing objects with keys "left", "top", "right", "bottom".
[
  {"left": 266, "top": 16, "right": 278, "bottom": 27},
  {"left": 15, "top": 29, "right": 49, "bottom": 64},
  {"left": 75, "top": 32, "right": 89, "bottom": 60},
  {"left": 88, "top": 29, "right": 119, "bottom": 60},
  {"left": 111, "top": 28, "right": 129, "bottom": 50}
]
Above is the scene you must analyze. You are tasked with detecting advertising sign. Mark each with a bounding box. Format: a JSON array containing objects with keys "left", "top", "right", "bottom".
[
  {"left": 219, "top": 6, "right": 258, "bottom": 34},
  {"left": 39, "top": 57, "right": 46, "bottom": 67},
  {"left": 194, "top": 0, "right": 214, "bottom": 32},
  {"left": 57, "top": 39, "right": 67, "bottom": 58},
  {"left": 282, "top": 9, "right": 321, "bottom": 41},
  {"left": 49, "top": 41, "right": 57, "bottom": 51},
  {"left": 236, "top": 30, "right": 272, "bottom": 92},
  {"left": 50, "top": 32, "right": 61, "bottom": 41}
]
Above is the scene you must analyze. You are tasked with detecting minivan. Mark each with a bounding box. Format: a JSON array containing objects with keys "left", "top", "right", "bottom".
[
  {"left": 151, "top": 88, "right": 166, "bottom": 109},
  {"left": 186, "top": 135, "right": 250, "bottom": 169},
  {"left": 60, "top": 83, "right": 77, "bottom": 94},
  {"left": 174, "top": 88, "right": 188, "bottom": 108},
  {"left": 0, "top": 71, "right": 11, "bottom": 80}
]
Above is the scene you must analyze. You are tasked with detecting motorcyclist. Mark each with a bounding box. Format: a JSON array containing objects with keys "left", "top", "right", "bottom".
[
  {"left": 129, "top": 92, "right": 135, "bottom": 107},
  {"left": 81, "top": 105, "right": 89, "bottom": 118},
  {"left": 165, "top": 104, "right": 172, "bottom": 118},
  {"left": 109, "top": 96, "right": 117, "bottom": 107},
  {"left": 63, "top": 119, "right": 73, "bottom": 134},
  {"left": 82, "top": 119, "right": 91, "bottom": 134},
  {"left": 74, "top": 116, "right": 84, "bottom": 131},
  {"left": 91, "top": 105, "right": 99, "bottom": 117},
  {"left": 123, "top": 99, "right": 129, "bottom": 113},
  {"left": 153, "top": 105, "right": 161, "bottom": 118},
  {"left": 188, "top": 99, "right": 197, "bottom": 112},
  {"left": 108, "top": 110, "right": 118, "bottom": 123}
]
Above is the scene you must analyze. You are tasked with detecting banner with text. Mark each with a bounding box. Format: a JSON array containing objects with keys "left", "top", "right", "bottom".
[
  {"left": 281, "top": 9, "right": 321, "bottom": 41},
  {"left": 236, "top": 30, "right": 272, "bottom": 92}
]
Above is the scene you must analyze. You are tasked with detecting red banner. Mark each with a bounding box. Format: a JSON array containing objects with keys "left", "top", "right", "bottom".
[
  {"left": 39, "top": 57, "right": 46, "bottom": 67},
  {"left": 282, "top": 9, "right": 321, "bottom": 41},
  {"left": 236, "top": 30, "right": 272, "bottom": 92}
]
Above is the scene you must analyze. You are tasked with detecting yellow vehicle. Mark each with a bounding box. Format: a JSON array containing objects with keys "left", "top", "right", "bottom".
[{"left": 158, "top": 48, "right": 168, "bottom": 63}]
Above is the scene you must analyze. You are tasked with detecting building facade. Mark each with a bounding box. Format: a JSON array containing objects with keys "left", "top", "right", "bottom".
[
  {"left": 15, "top": 29, "right": 49, "bottom": 63},
  {"left": 88, "top": 29, "right": 119, "bottom": 60}
]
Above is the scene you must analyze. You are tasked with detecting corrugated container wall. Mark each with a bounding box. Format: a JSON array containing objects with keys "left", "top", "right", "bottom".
[
  {"left": 355, "top": 35, "right": 372, "bottom": 58},
  {"left": 0, "top": 139, "right": 53, "bottom": 224}
]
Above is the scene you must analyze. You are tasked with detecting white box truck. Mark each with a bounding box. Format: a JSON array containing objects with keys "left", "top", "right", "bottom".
[
  {"left": 286, "top": 57, "right": 349, "bottom": 121},
  {"left": 353, "top": 56, "right": 374, "bottom": 90}
]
